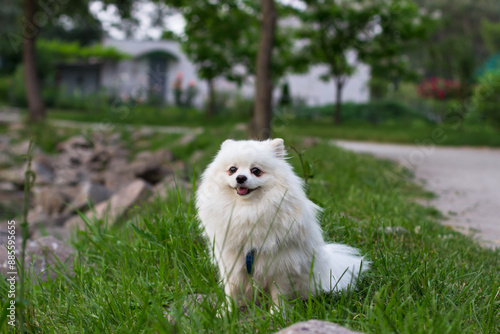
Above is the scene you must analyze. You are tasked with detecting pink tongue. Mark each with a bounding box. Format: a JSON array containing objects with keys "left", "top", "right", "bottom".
[{"left": 237, "top": 187, "right": 249, "bottom": 195}]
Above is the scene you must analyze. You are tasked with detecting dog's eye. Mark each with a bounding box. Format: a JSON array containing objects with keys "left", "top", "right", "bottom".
[
  {"left": 251, "top": 167, "right": 261, "bottom": 176},
  {"left": 229, "top": 166, "right": 237, "bottom": 174}
]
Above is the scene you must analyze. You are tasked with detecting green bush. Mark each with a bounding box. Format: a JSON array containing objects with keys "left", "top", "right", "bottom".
[
  {"left": 0, "top": 76, "right": 10, "bottom": 102},
  {"left": 12, "top": 65, "right": 28, "bottom": 107},
  {"left": 294, "top": 100, "right": 431, "bottom": 124},
  {"left": 368, "top": 77, "right": 390, "bottom": 100},
  {"left": 474, "top": 70, "right": 500, "bottom": 128},
  {"left": 6, "top": 64, "right": 113, "bottom": 112}
]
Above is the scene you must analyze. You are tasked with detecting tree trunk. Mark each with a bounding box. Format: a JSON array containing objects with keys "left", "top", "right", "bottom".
[
  {"left": 249, "top": 0, "right": 277, "bottom": 140},
  {"left": 24, "top": 0, "right": 45, "bottom": 122},
  {"left": 207, "top": 78, "right": 216, "bottom": 117},
  {"left": 334, "top": 79, "right": 344, "bottom": 125}
]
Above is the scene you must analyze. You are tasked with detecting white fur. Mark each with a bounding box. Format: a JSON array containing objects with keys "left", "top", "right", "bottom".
[{"left": 196, "top": 139, "right": 369, "bottom": 308}]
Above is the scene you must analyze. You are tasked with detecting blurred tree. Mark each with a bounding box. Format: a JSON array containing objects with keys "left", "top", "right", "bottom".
[
  {"left": 297, "top": 0, "right": 430, "bottom": 124},
  {"left": 249, "top": 0, "right": 277, "bottom": 140},
  {"left": 0, "top": 1, "right": 23, "bottom": 75},
  {"left": 164, "top": 1, "right": 256, "bottom": 117},
  {"left": 474, "top": 70, "right": 500, "bottom": 128},
  {"left": 411, "top": 0, "right": 500, "bottom": 96},
  {"left": 2, "top": 0, "right": 137, "bottom": 122},
  {"left": 361, "top": 2, "right": 434, "bottom": 92},
  {"left": 481, "top": 19, "right": 500, "bottom": 54},
  {"left": 40, "top": 16, "right": 104, "bottom": 46},
  {"left": 164, "top": 0, "right": 298, "bottom": 121},
  {"left": 23, "top": 0, "right": 46, "bottom": 121}
]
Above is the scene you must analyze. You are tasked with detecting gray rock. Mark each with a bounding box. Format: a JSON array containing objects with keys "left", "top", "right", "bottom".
[
  {"left": 57, "top": 149, "right": 94, "bottom": 168},
  {"left": 302, "top": 137, "right": 320, "bottom": 148},
  {"left": 65, "top": 179, "right": 153, "bottom": 230},
  {"left": 106, "top": 156, "right": 129, "bottom": 171},
  {"left": 57, "top": 136, "right": 92, "bottom": 152},
  {"left": 0, "top": 152, "right": 12, "bottom": 166},
  {"left": 0, "top": 182, "right": 16, "bottom": 191},
  {"left": 380, "top": 226, "right": 410, "bottom": 235},
  {"left": 8, "top": 123, "right": 24, "bottom": 131},
  {"left": 0, "top": 236, "right": 74, "bottom": 281},
  {"left": 163, "top": 294, "right": 217, "bottom": 322},
  {"left": 27, "top": 207, "right": 48, "bottom": 226},
  {"left": 0, "top": 168, "right": 25, "bottom": 186},
  {"left": 86, "top": 146, "right": 112, "bottom": 171},
  {"left": 0, "top": 134, "right": 11, "bottom": 148},
  {"left": 26, "top": 210, "right": 68, "bottom": 228},
  {"left": 132, "top": 127, "right": 155, "bottom": 141},
  {"left": 1, "top": 155, "right": 55, "bottom": 187},
  {"left": 275, "top": 320, "right": 363, "bottom": 334},
  {"left": 63, "top": 182, "right": 113, "bottom": 214},
  {"left": 33, "top": 187, "right": 69, "bottom": 216},
  {"left": 127, "top": 149, "right": 173, "bottom": 184},
  {"left": 102, "top": 169, "right": 136, "bottom": 192},
  {"left": 177, "top": 133, "right": 196, "bottom": 146},
  {"left": 53, "top": 167, "right": 89, "bottom": 186},
  {"left": 106, "top": 133, "right": 121, "bottom": 145},
  {"left": 189, "top": 150, "right": 205, "bottom": 163},
  {"left": 10, "top": 140, "right": 31, "bottom": 157},
  {"left": 80, "top": 181, "right": 113, "bottom": 205},
  {"left": 153, "top": 175, "right": 192, "bottom": 199},
  {"left": 32, "top": 154, "right": 55, "bottom": 184},
  {"left": 31, "top": 226, "right": 71, "bottom": 240}
]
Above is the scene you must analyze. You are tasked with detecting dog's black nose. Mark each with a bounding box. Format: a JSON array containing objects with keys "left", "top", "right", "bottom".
[{"left": 236, "top": 175, "right": 247, "bottom": 184}]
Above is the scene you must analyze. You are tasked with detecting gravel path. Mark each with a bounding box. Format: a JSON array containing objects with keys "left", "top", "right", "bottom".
[{"left": 333, "top": 140, "right": 500, "bottom": 249}]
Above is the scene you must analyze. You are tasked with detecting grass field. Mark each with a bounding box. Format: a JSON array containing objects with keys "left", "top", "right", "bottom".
[
  {"left": 2, "top": 103, "right": 499, "bottom": 147},
  {"left": 44, "top": 107, "right": 500, "bottom": 147},
  {"left": 1, "top": 127, "right": 498, "bottom": 333}
]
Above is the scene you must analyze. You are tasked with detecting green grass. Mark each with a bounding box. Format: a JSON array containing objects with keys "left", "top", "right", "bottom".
[
  {"left": 47, "top": 106, "right": 247, "bottom": 128},
  {"left": 1, "top": 129, "right": 498, "bottom": 333},
  {"left": 279, "top": 119, "right": 500, "bottom": 147},
  {"left": 6, "top": 103, "right": 500, "bottom": 146},
  {"left": 44, "top": 107, "right": 500, "bottom": 147}
]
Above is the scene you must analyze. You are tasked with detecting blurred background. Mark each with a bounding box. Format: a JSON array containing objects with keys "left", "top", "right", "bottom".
[
  {"left": 1, "top": 0, "right": 500, "bottom": 225},
  {"left": 1, "top": 0, "right": 499, "bottom": 135}
]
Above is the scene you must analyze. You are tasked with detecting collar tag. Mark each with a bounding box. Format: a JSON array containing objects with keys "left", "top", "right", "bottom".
[{"left": 246, "top": 249, "right": 256, "bottom": 275}]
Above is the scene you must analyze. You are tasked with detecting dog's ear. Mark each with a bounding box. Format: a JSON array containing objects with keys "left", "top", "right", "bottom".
[
  {"left": 221, "top": 139, "right": 234, "bottom": 149},
  {"left": 270, "top": 138, "right": 285, "bottom": 158}
]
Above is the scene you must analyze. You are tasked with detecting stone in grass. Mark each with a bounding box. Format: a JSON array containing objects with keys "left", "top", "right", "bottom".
[
  {"left": 163, "top": 294, "right": 219, "bottom": 323},
  {"left": 177, "top": 133, "right": 196, "bottom": 146},
  {"left": 64, "top": 179, "right": 153, "bottom": 230},
  {"left": 275, "top": 320, "right": 364, "bottom": 334},
  {"left": 152, "top": 174, "right": 192, "bottom": 200},
  {"left": 127, "top": 149, "right": 174, "bottom": 185},
  {"left": 0, "top": 181, "right": 16, "bottom": 191},
  {"left": 0, "top": 236, "right": 74, "bottom": 281},
  {"left": 380, "top": 226, "right": 410, "bottom": 235},
  {"left": 62, "top": 181, "right": 114, "bottom": 215},
  {"left": 10, "top": 140, "right": 39, "bottom": 157}
]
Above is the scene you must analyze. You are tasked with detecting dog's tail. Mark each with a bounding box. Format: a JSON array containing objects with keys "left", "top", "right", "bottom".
[{"left": 313, "top": 243, "right": 369, "bottom": 293}]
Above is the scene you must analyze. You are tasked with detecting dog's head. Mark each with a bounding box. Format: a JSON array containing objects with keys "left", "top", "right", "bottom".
[{"left": 200, "top": 138, "right": 289, "bottom": 201}]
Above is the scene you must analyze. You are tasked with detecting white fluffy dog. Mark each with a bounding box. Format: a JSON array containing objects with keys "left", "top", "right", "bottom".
[{"left": 196, "top": 138, "right": 368, "bottom": 310}]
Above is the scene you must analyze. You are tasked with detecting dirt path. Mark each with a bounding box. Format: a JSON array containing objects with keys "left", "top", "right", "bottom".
[{"left": 333, "top": 140, "right": 500, "bottom": 249}]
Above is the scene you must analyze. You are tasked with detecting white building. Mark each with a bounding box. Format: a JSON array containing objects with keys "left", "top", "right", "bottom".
[{"left": 59, "top": 38, "right": 370, "bottom": 108}]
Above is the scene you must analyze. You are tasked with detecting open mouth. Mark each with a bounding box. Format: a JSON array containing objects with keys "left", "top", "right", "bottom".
[{"left": 236, "top": 187, "right": 258, "bottom": 196}]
